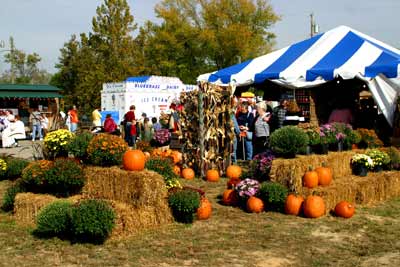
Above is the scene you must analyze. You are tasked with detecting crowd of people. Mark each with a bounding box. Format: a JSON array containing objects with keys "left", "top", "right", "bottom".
[{"left": 231, "top": 99, "right": 288, "bottom": 162}]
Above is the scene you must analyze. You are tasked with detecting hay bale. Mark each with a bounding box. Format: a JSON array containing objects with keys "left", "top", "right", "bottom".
[
  {"left": 14, "top": 193, "right": 57, "bottom": 226},
  {"left": 269, "top": 151, "right": 359, "bottom": 193},
  {"left": 13, "top": 192, "right": 172, "bottom": 240},
  {"left": 301, "top": 171, "right": 400, "bottom": 211},
  {"left": 82, "top": 166, "right": 169, "bottom": 208},
  {"left": 108, "top": 200, "right": 173, "bottom": 240}
]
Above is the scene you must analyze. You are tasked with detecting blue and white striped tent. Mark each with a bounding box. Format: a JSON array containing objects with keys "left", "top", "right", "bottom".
[{"left": 198, "top": 25, "right": 400, "bottom": 125}]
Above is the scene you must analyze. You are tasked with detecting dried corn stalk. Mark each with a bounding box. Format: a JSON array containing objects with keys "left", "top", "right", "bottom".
[{"left": 180, "top": 82, "right": 235, "bottom": 177}]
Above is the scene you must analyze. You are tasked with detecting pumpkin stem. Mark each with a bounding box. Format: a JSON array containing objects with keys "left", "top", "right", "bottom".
[
  {"left": 321, "top": 161, "right": 327, "bottom": 167},
  {"left": 308, "top": 165, "right": 314, "bottom": 171}
]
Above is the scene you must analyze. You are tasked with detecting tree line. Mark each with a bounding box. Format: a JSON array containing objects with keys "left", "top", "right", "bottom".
[{"left": 2, "top": 0, "right": 280, "bottom": 114}]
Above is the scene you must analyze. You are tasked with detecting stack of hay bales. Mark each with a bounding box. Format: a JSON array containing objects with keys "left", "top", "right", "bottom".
[
  {"left": 13, "top": 166, "right": 172, "bottom": 239},
  {"left": 301, "top": 171, "right": 400, "bottom": 211},
  {"left": 269, "top": 151, "right": 356, "bottom": 193},
  {"left": 270, "top": 150, "right": 400, "bottom": 211},
  {"left": 82, "top": 166, "right": 173, "bottom": 239}
]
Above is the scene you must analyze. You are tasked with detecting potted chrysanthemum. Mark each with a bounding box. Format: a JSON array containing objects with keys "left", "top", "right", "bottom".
[{"left": 351, "top": 154, "right": 374, "bottom": 176}]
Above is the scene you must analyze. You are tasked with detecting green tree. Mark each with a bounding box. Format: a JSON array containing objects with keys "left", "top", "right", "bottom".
[
  {"left": 138, "top": 0, "right": 280, "bottom": 83},
  {"left": 1, "top": 37, "right": 51, "bottom": 84},
  {"left": 53, "top": 0, "right": 138, "bottom": 114}
]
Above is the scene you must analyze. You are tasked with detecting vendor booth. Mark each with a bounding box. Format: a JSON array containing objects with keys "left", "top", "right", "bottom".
[
  {"left": 101, "top": 76, "right": 197, "bottom": 123},
  {"left": 198, "top": 25, "right": 400, "bottom": 128},
  {"left": 0, "top": 84, "right": 62, "bottom": 130}
]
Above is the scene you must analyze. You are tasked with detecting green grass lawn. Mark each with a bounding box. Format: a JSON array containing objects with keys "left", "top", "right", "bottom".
[{"left": 1, "top": 178, "right": 400, "bottom": 267}]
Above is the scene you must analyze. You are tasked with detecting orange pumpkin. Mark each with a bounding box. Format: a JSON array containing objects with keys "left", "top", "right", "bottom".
[
  {"left": 284, "top": 194, "right": 304, "bottom": 216},
  {"left": 352, "top": 144, "right": 358, "bottom": 150},
  {"left": 246, "top": 196, "right": 264, "bottom": 213},
  {"left": 197, "top": 197, "right": 212, "bottom": 220},
  {"left": 123, "top": 149, "right": 146, "bottom": 171},
  {"left": 303, "top": 169, "right": 319, "bottom": 188},
  {"left": 334, "top": 201, "right": 355, "bottom": 218},
  {"left": 222, "top": 189, "right": 238, "bottom": 206},
  {"left": 227, "top": 177, "right": 241, "bottom": 189},
  {"left": 206, "top": 169, "right": 220, "bottom": 182},
  {"left": 316, "top": 165, "right": 333, "bottom": 186},
  {"left": 303, "top": 195, "right": 326, "bottom": 218},
  {"left": 226, "top": 165, "right": 242, "bottom": 179},
  {"left": 181, "top": 168, "right": 195, "bottom": 180},
  {"left": 173, "top": 165, "right": 181, "bottom": 176}
]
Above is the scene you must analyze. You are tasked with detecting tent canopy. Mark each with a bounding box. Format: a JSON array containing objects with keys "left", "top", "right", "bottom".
[{"left": 197, "top": 25, "right": 400, "bottom": 125}]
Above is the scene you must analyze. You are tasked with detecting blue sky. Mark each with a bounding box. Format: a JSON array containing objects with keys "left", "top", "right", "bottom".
[{"left": 0, "top": 0, "right": 399, "bottom": 74}]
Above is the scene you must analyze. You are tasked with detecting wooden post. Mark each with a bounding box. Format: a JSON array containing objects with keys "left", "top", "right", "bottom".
[{"left": 198, "top": 83, "right": 205, "bottom": 178}]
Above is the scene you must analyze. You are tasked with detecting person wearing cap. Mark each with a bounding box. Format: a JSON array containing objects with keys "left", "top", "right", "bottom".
[{"left": 237, "top": 102, "right": 254, "bottom": 160}]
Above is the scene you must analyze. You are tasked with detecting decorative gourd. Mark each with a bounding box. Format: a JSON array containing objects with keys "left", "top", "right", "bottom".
[
  {"left": 316, "top": 163, "right": 333, "bottom": 186},
  {"left": 303, "top": 195, "right": 325, "bottom": 218},
  {"left": 334, "top": 201, "right": 355, "bottom": 218},
  {"left": 170, "top": 151, "right": 182, "bottom": 164},
  {"left": 227, "top": 177, "right": 241, "bottom": 189},
  {"left": 284, "top": 194, "right": 304, "bottom": 216},
  {"left": 197, "top": 197, "right": 212, "bottom": 220},
  {"left": 222, "top": 189, "right": 238, "bottom": 206},
  {"left": 173, "top": 165, "right": 181, "bottom": 176},
  {"left": 206, "top": 169, "right": 220, "bottom": 182},
  {"left": 123, "top": 149, "right": 146, "bottom": 171},
  {"left": 226, "top": 165, "right": 242, "bottom": 179},
  {"left": 303, "top": 167, "right": 319, "bottom": 188},
  {"left": 181, "top": 168, "right": 195, "bottom": 180},
  {"left": 246, "top": 196, "right": 264, "bottom": 213},
  {"left": 143, "top": 152, "right": 151, "bottom": 161}
]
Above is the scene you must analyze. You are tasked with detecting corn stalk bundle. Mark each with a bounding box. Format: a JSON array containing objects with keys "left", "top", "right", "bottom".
[{"left": 180, "top": 82, "right": 235, "bottom": 177}]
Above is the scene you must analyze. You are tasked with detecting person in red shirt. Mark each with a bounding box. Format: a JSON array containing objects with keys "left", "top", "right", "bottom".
[
  {"left": 103, "top": 114, "right": 119, "bottom": 135},
  {"left": 68, "top": 105, "right": 79, "bottom": 133},
  {"left": 123, "top": 105, "right": 136, "bottom": 146}
]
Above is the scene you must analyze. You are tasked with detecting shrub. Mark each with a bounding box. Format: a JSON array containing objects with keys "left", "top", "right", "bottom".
[
  {"left": 87, "top": 133, "right": 128, "bottom": 166},
  {"left": 257, "top": 182, "right": 288, "bottom": 212},
  {"left": 21, "top": 159, "right": 84, "bottom": 197},
  {"left": 384, "top": 147, "right": 400, "bottom": 170},
  {"left": 67, "top": 131, "right": 94, "bottom": 163},
  {"left": 269, "top": 126, "right": 309, "bottom": 158},
  {"left": 1, "top": 180, "right": 26, "bottom": 212},
  {"left": 33, "top": 200, "right": 73, "bottom": 238},
  {"left": 168, "top": 189, "right": 200, "bottom": 223},
  {"left": 70, "top": 199, "right": 115, "bottom": 244},
  {"left": 145, "top": 157, "right": 177, "bottom": 183},
  {"left": 2, "top": 158, "right": 29, "bottom": 180},
  {"left": 356, "top": 128, "right": 383, "bottom": 148},
  {"left": 44, "top": 129, "right": 74, "bottom": 158}
]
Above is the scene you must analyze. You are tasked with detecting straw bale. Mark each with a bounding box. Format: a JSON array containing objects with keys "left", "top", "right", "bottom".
[
  {"left": 13, "top": 193, "right": 84, "bottom": 227},
  {"left": 82, "top": 166, "right": 169, "bottom": 208},
  {"left": 301, "top": 171, "right": 400, "bottom": 211},
  {"left": 13, "top": 192, "right": 172, "bottom": 239},
  {"left": 269, "top": 151, "right": 360, "bottom": 193},
  {"left": 14, "top": 193, "right": 57, "bottom": 227},
  {"left": 107, "top": 200, "right": 173, "bottom": 240}
]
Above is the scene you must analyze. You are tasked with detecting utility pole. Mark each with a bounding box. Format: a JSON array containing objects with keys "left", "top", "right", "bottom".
[{"left": 310, "top": 13, "right": 319, "bottom": 37}]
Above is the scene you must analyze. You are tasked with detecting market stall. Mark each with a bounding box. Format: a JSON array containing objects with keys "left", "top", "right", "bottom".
[
  {"left": 198, "top": 25, "right": 400, "bottom": 128},
  {"left": 101, "top": 76, "right": 196, "bottom": 123}
]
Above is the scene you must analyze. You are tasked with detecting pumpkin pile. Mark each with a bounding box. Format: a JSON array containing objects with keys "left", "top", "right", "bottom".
[{"left": 302, "top": 164, "right": 333, "bottom": 188}]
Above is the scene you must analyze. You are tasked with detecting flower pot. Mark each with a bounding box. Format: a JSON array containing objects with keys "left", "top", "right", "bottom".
[
  {"left": 314, "top": 144, "right": 329, "bottom": 154},
  {"left": 352, "top": 164, "right": 368, "bottom": 177},
  {"left": 373, "top": 166, "right": 383, "bottom": 172},
  {"left": 306, "top": 145, "right": 312, "bottom": 155},
  {"left": 338, "top": 141, "right": 344, "bottom": 152}
]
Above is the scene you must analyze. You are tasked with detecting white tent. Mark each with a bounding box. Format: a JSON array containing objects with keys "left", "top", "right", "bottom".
[{"left": 198, "top": 25, "right": 400, "bottom": 125}]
